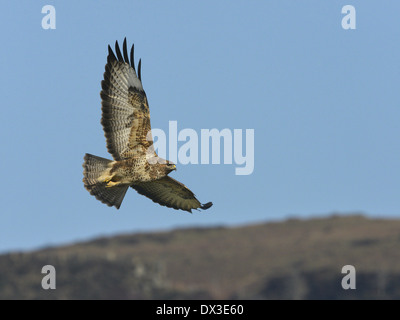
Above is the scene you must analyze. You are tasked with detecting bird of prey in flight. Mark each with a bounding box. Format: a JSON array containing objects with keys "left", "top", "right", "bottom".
[{"left": 83, "top": 39, "right": 213, "bottom": 213}]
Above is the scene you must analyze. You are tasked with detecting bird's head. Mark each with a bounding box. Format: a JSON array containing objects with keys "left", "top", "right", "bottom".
[{"left": 166, "top": 161, "right": 177, "bottom": 173}]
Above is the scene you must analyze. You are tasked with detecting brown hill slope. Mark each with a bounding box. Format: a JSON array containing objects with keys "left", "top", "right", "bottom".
[{"left": 1, "top": 214, "right": 400, "bottom": 299}]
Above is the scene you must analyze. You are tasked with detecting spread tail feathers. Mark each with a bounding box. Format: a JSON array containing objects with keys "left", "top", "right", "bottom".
[{"left": 82, "top": 153, "right": 128, "bottom": 209}]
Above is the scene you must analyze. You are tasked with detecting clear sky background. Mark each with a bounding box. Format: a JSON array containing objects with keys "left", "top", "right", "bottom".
[{"left": 1, "top": 1, "right": 399, "bottom": 253}]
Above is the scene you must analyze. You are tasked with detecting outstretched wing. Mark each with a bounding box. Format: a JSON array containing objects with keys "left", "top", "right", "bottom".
[
  {"left": 100, "top": 38, "right": 154, "bottom": 160},
  {"left": 131, "top": 177, "right": 213, "bottom": 213}
]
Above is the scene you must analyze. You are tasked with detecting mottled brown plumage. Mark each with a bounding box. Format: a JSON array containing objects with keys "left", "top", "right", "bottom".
[{"left": 82, "top": 39, "right": 212, "bottom": 212}]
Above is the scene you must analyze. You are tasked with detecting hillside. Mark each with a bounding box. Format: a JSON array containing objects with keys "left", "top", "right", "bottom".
[{"left": 1, "top": 214, "right": 400, "bottom": 299}]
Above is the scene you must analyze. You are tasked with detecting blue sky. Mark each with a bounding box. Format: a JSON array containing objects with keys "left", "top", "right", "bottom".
[{"left": 1, "top": 1, "right": 399, "bottom": 253}]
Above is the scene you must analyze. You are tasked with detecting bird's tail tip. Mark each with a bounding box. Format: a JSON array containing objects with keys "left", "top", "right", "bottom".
[{"left": 82, "top": 153, "right": 128, "bottom": 209}]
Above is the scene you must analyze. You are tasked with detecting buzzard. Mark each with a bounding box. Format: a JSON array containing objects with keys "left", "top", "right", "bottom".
[{"left": 83, "top": 39, "right": 212, "bottom": 212}]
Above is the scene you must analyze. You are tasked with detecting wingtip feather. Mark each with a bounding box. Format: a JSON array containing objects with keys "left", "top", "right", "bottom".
[
  {"left": 115, "top": 40, "right": 124, "bottom": 61},
  {"left": 107, "top": 45, "right": 116, "bottom": 62},
  {"left": 201, "top": 202, "right": 213, "bottom": 210},
  {"left": 122, "top": 38, "right": 129, "bottom": 64},
  {"left": 138, "top": 58, "right": 142, "bottom": 81}
]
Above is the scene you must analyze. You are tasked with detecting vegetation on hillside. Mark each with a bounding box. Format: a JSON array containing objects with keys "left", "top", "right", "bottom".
[{"left": 1, "top": 214, "right": 400, "bottom": 299}]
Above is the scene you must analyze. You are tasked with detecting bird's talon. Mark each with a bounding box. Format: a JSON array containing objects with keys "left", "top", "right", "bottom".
[{"left": 105, "top": 180, "right": 119, "bottom": 188}]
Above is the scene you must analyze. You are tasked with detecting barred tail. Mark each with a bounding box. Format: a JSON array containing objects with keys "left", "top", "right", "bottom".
[{"left": 82, "top": 153, "right": 128, "bottom": 209}]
